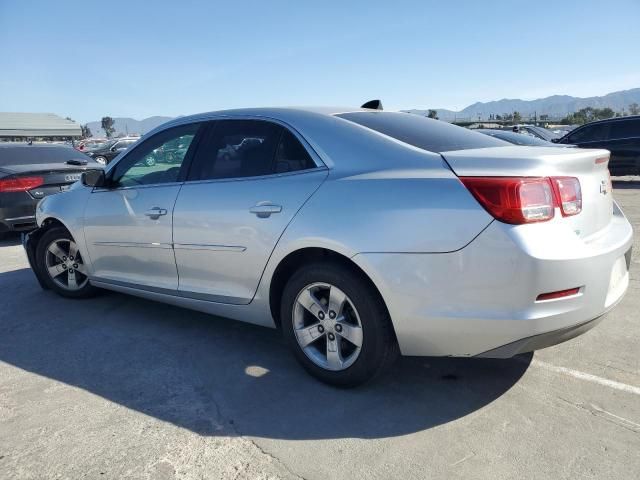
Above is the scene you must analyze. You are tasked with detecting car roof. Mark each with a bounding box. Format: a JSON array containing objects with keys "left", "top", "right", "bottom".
[{"left": 577, "top": 115, "right": 640, "bottom": 126}]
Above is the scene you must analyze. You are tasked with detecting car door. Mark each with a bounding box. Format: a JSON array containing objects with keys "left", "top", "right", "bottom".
[
  {"left": 606, "top": 119, "right": 640, "bottom": 175},
  {"left": 83, "top": 122, "right": 202, "bottom": 290},
  {"left": 172, "top": 119, "right": 328, "bottom": 304}
]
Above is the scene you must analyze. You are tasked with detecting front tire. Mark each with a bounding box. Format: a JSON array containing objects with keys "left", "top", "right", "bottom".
[
  {"left": 36, "top": 227, "right": 98, "bottom": 298},
  {"left": 281, "top": 262, "right": 398, "bottom": 387}
]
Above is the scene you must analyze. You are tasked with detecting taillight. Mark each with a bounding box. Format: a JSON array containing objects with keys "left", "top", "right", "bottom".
[
  {"left": 551, "top": 177, "right": 581, "bottom": 216},
  {"left": 460, "top": 177, "right": 556, "bottom": 224},
  {"left": 0, "top": 176, "right": 45, "bottom": 193},
  {"left": 461, "top": 176, "right": 583, "bottom": 225}
]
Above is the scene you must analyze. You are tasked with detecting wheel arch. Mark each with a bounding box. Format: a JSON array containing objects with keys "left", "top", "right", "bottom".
[{"left": 268, "top": 247, "right": 393, "bottom": 335}]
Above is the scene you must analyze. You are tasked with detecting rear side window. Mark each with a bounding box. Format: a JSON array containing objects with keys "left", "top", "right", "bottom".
[
  {"left": 336, "top": 112, "right": 508, "bottom": 153},
  {"left": 275, "top": 130, "right": 316, "bottom": 173},
  {"left": 609, "top": 119, "right": 640, "bottom": 140},
  {"left": 190, "top": 120, "right": 318, "bottom": 180}
]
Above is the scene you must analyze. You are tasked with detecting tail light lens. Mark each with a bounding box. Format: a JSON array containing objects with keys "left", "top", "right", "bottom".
[
  {"left": 551, "top": 177, "right": 581, "bottom": 216},
  {"left": 460, "top": 177, "right": 556, "bottom": 224},
  {"left": 0, "top": 176, "right": 45, "bottom": 193},
  {"left": 461, "top": 176, "right": 582, "bottom": 224}
]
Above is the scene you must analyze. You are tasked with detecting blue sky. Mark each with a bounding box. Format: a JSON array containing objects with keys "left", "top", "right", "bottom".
[{"left": 1, "top": 0, "right": 639, "bottom": 123}]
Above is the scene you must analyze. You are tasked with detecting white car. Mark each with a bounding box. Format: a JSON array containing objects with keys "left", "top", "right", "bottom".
[{"left": 24, "top": 107, "right": 633, "bottom": 386}]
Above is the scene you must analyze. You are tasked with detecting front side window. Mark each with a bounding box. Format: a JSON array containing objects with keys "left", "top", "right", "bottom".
[
  {"left": 568, "top": 123, "right": 608, "bottom": 143},
  {"left": 190, "top": 120, "right": 282, "bottom": 180},
  {"left": 110, "top": 123, "right": 200, "bottom": 187}
]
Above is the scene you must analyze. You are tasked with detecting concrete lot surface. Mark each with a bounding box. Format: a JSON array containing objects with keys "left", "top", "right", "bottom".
[{"left": 0, "top": 180, "right": 638, "bottom": 479}]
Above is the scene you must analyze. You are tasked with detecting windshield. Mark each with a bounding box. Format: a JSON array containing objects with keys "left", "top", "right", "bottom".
[
  {"left": 336, "top": 112, "right": 508, "bottom": 153},
  {"left": 478, "top": 130, "right": 552, "bottom": 146},
  {"left": 87, "top": 140, "right": 115, "bottom": 151},
  {"left": 526, "top": 126, "right": 559, "bottom": 141}
]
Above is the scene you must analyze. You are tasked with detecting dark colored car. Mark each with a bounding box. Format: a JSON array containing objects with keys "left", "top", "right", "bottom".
[
  {"left": 555, "top": 116, "right": 640, "bottom": 175},
  {"left": 0, "top": 144, "right": 102, "bottom": 237},
  {"left": 475, "top": 129, "right": 572, "bottom": 146},
  {"left": 84, "top": 137, "right": 138, "bottom": 165}
]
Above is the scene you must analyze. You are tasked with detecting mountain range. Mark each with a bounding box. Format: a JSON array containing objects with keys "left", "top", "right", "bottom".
[
  {"left": 405, "top": 88, "right": 640, "bottom": 121},
  {"left": 83, "top": 88, "right": 640, "bottom": 134},
  {"left": 85, "top": 116, "right": 173, "bottom": 137}
]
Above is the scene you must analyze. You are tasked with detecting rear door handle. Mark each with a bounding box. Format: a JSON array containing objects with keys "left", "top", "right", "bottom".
[
  {"left": 144, "top": 207, "right": 168, "bottom": 219},
  {"left": 250, "top": 203, "right": 282, "bottom": 218}
]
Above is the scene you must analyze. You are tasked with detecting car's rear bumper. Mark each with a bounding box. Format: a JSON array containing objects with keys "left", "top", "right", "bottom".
[
  {"left": 352, "top": 202, "right": 633, "bottom": 357},
  {"left": 0, "top": 192, "right": 38, "bottom": 233}
]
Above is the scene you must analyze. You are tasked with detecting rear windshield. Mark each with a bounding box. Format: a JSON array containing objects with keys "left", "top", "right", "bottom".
[
  {"left": 0, "top": 145, "right": 95, "bottom": 167},
  {"left": 336, "top": 112, "right": 508, "bottom": 153}
]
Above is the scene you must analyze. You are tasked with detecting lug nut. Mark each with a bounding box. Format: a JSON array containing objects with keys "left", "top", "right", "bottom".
[
  {"left": 318, "top": 311, "right": 325, "bottom": 320},
  {"left": 335, "top": 324, "right": 343, "bottom": 332},
  {"left": 318, "top": 325, "right": 325, "bottom": 333},
  {"left": 73, "top": 264, "right": 78, "bottom": 269},
  {"left": 68, "top": 269, "right": 74, "bottom": 273},
  {"left": 329, "top": 311, "right": 336, "bottom": 319},
  {"left": 69, "top": 256, "right": 74, "bottom": 261},
  {"left": 328, "top": 333, "right": 335, "bottom": 341},
  {"left": 62, "top": 256, "right": 67, "bottom": 261}
]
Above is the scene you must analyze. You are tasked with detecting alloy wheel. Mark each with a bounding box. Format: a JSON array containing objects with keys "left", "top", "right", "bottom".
[
  {"left": 292, "top": 282, "right": 363, "bottom": 371},
  {"left": 44, "top": 238, "right": 89, "bottom": 291}
]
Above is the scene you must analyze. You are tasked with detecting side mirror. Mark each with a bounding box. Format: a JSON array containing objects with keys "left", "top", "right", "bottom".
[{"left": 81, "top": 169, "right": 106, "bottom": 188}]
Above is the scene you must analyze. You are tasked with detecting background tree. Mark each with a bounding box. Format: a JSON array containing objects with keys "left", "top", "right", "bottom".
[
  {"left": 427, "top": 109, "right": 438, "bottom": 119},
  {"left": 101, "top": 116, "right": 116, "bottom": 138},
  {"left": 629, "top": 103, "right": 640, "bottom": 115},
  {"left": 512, "top": 111, "right": 522, "bottom": 123},
  {"left": 561, "top": 107, "right": 616, "bottom": 124},
  {"left": 81, "top": 124, "right": 92, "bottom": 138}
]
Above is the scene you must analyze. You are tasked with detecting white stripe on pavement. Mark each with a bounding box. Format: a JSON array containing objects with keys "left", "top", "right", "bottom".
[{"left": 531, "top": 358, "right": 640, "bottom": 396}]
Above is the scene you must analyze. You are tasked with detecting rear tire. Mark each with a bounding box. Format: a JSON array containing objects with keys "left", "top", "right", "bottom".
[
  {"left": 281, "top": 262, "right": 398, "bottom": 387},
  {"left": 36, "top": 227, "right": 98, "bottom": 299}
]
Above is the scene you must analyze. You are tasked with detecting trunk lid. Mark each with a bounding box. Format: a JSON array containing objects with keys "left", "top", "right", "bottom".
[
  {"left": 441, "top": 146, "right": 613, "bottom": 239},
  {"left": 0, "top": 164, "right": 99, "bottom": 199}
]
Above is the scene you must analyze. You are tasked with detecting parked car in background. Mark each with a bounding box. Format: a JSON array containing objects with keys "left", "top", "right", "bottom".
[
  {"left": 0, "top": 144, "right": 102, "bottom": 238},
  {"left": 475, "top": 129, "right": 574, "bottom": 147},
  {"left": 513, "top": 125, "right": 562, "bottom": 142},
  {"left": 554, "top": 116, "right": 640, "bottom": 176},
  {"left": 84, "top": 137, "right": 139, "bottom": 165},
  {"left": 75, "top": 138, "right": 109, "bottom": 152},
  {"left": 23, "top": 107, "right": 632, "bottom": 386}
]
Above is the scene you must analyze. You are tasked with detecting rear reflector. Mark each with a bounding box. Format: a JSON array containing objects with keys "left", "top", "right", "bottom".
[
  {"left": 460, "top": 177, "right": 555, "bottom": 224},
  {"left": 536, "top": 287, "right": 581, "bottom": 301},
  {"left": 0, "top": 176, "right": 45, "bottom": 193},
  {"left": 551, "top": 177, "right": 582, "bottom": 217}
]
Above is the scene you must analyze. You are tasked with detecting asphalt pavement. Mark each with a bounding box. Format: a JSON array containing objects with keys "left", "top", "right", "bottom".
[{"left": 0, "top": 179, "right": 638, "bottom": 479}]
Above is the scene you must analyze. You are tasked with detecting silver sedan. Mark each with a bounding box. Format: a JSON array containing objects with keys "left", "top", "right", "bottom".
[{"left": 24, "top": 107, "right": 633, "bottom": 386}]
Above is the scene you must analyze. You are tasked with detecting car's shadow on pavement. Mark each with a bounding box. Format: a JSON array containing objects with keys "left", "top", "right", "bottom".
[{"left": 0, "top": 267, "right": 532, "bottom": 440}]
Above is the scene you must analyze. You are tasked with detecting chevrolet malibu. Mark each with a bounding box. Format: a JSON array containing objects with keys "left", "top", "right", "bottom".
[{"left": 23, "top": 107, "right": 633, "bottom": 386}]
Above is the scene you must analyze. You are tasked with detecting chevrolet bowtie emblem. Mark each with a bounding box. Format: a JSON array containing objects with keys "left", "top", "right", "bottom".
[{"left": 600, "top": 180, "right": 608, "bottom": 195}]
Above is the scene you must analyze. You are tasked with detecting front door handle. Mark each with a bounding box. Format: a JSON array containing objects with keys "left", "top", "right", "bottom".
[
  {"left": 250, "top": 203, "right": 282, "bottom": 218},
  {"left": 144, "top": 207, "right": 168, "bottom": 219}
]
